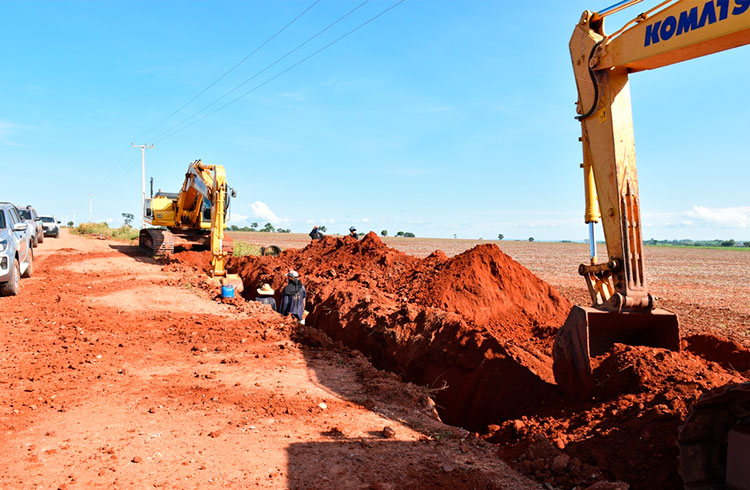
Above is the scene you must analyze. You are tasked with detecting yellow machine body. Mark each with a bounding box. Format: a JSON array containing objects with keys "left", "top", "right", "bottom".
[
  {"left": 554, "top": 2, "right": 750, "bottom": 485},
  {"left": 140, "top": 159, "right": 237, "bottom": 280},
  {"left": 555, "top": 0, "right": 750, "bottom": 395}
]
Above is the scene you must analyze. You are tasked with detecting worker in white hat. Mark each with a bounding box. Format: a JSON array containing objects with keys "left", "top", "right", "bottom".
[
  {"left": 254, "top": 283, "right": 277, "bottom": 312},
  {"left": 279, "top": 270, "right": 306, "bottom": 321}
]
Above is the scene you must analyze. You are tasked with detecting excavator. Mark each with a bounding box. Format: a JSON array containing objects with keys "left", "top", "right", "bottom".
[
  {"left": 140, "top": 159, "right": 242, "bottom": 289},
  {"left": 553, "top": 1, "right": 750, "bottom": 487}
]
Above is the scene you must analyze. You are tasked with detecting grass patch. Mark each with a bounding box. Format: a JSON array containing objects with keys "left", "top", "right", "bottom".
[
  {"left": 233, "top": 241, "right": 263, "bottom": 257},
  {"left": 72, "top": 222, "right": 139, "bottom": 242}
]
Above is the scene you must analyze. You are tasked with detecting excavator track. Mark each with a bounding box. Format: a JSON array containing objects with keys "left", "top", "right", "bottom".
[
  {"left": 139, "top": 229, "right": 174, "bottom": 257},
  {"left": 678, "top": 382, "right": 750, "bottom": 489}
]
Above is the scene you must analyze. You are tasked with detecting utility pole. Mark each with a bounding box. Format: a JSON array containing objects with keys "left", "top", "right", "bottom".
[
  {"left": 88, "top": 194, "right": 93, "bottom": 223},
  {"left": 132, "top": 142, "right": 154, "bottom": 228}
]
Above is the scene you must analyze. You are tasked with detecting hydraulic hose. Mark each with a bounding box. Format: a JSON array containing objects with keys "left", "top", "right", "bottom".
[{"left": 576, "top": 41, "right": 603, "bottom": 121}]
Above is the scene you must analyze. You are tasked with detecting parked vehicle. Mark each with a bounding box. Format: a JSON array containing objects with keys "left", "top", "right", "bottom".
[
  {"left": 17, "top": 205, "right": 44, "bottom": 247},
  {"left": 40, "top": 215, "right": 60, "bottom": 238},
  {"left": 0, "top": 202, "right": 33, "bottom": 296}
]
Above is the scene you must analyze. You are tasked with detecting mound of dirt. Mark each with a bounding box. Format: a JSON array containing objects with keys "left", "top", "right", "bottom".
[
  {"left": 228, "top": 233, "right": 571, "bottom": 429},
  {"left": 490, "top": 343, "right": 745, "bottom": 489},
  {"left": 174, "top": 234, "right": 750, "bottom": 489}
]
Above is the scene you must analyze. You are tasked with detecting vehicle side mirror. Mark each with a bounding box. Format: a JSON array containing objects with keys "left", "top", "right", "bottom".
[
  {"left": 35, "top": 217, "right": 42, "bottom": 221},
  {"left": 13, "top": 223, "right": 28, "bottom": 232},
  {"left": 57, "top": 221, "right": 61, "bottom": 224}
]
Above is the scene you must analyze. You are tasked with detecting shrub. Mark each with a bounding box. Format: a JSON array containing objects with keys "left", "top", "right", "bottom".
[
  {"left": 233, "top": 242, "right": 263, "bottom": 257},
  {"left": 72, "top": 222, "right": 138, "bottom": 242}
]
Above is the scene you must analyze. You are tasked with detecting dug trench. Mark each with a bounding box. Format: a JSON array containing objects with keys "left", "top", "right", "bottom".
[{"left": 177, "top": 233, "right": 750, "bottom": 489}]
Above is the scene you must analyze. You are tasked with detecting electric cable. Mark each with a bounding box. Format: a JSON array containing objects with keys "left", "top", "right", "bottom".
[
  {"left": 155, "top": 0, "right": 407, "bottom": 143},
  {"left": 132, "top": 0, "right": 321, "bottom": 142},
  {"left": 149, "top": 0, "right": 371, "bottom": 142}
]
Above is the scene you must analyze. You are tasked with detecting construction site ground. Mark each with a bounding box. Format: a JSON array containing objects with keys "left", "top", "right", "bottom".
[
  {"left": 2, "top": 230, "right": 749, "bottom": 489},
  {"left": 0, "top": 230, "right": 537, "bottom": 489}
]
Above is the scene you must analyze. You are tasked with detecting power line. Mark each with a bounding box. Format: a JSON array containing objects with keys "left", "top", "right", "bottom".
[
  {"left": 149, "top": 0, "right": 371, "bottom": 142},
  {"left": 100, "top": 153, "right": 141, "bottom": 191},
  {"left": 155, "top": 0, "right": 407, "bottom": 143},
  {"left": 132, "top": 0, "right": 320, "bottom": 142}
]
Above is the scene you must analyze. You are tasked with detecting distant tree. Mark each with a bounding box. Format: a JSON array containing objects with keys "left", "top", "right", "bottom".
[
  {"left": 250, "top": 222, "right": 259, "bottom": 231},
  {"left": 721, "top": 239, "right": 736, "bottom": 247},
  {"left": 121, "top": 213, "right": 134, "bottom": 227},
  {"left": 528, "top": 237, "right": 535, "bottom": 242},
  {"left": 396, "top": 231, "right": 404, "bottom": 237},
  {"left": 276, "top": 228, "right": 291, "bottom": 233},
  {"left": 745, "top": 241, "right": 750, "bottom": 248},
  {"left": 453, "top": 234, "right": 457, "bottom": 239},
  {"left": 381, "top": 229, "right": 388, "bottom": 237},
  {"left": 67, "top": 221, "right": 74, "bottom": 227},
  {"left": 229, "top": 225, "right": 239, "bottom": 231},
  {"left": 497, "top": 234, "right": 504, "bottom": 240},
  {"left": 261, "top": 223, "right": 275, "bottom": 233},
  {"left": 319, "top": 225, "right": 327, "bottom": 233},
  {"left": 403, "top": 232, "right": 415, "bottom": 238}
]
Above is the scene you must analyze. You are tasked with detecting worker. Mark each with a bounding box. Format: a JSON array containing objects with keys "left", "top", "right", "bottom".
[
  {"left": 254, "top": 283, "right": 277, "bottom": 312},
  {"left": 279, "top": 270, "right": 306, "bottom": 321},
  {"left": 348, "top": 226, "right": 358, "bottom": 240},
  {"left": 309, "top": 225, "right": 324, "bottom": 241}
]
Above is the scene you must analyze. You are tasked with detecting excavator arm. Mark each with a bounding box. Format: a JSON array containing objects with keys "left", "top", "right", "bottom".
[
  {"left": 554, "top": 2, "right": 750, "bottom": 486},
  {"left": 555, "top": 0, "right": 749, "bottom": 391},
  {"left": 570, "top": 0, "right": 750, "bottom": 314}
]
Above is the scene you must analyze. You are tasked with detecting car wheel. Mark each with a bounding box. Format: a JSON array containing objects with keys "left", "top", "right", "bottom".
[
  {"left": 21, "top": 248, "right": 33, "bottom": 278},
  {"left": 0, "top": 259, "right": 20, "bottom": 296}
]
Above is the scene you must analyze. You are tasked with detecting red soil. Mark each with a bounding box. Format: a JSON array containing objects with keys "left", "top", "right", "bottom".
[{"left": 176, "top": 233, "right": 750, "bottom": 489}]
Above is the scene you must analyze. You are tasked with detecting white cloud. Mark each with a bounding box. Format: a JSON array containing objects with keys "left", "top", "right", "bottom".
[
  {"left": 0, "top": 120, "right": 24, "bottom": 147},
  {"left": 106, "top": 217, "right": 114, "bottom": 223},
  {"left": 229, "top": 213, "right": 249, "bottom": 224},
  {"left": 250, "top": 201, "right": 283, "bottom": 224},
  {"left": 684, "top": 206, "right": 750, "bottom": 228},
  {"left": 278, "top": 92, "right": 305, "bottom": 102}
]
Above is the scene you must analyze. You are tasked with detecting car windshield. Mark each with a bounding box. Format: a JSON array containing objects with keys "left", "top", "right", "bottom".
[
  {"left": 0, "top": 212, "right": 6, "bottom": 229},
  {"left": 18, "top": 209, "right": 31, "bottom": 219},
  {"left": 41, "top": 217, "right": 55, "bottom": 223}
]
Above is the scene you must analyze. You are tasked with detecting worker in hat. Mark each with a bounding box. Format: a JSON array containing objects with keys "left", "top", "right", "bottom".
[
  {"left": 279, "top": 270, "right": 306, "bottom": 321},
  {"left": 254, "top": 283, "right": 277, "bottom": 312},
  {"left": 309, "top": 225, "right": 324, "bottom": 241},
  {"left": 348, "top": 226, "right": 358, "bottom": 240}
]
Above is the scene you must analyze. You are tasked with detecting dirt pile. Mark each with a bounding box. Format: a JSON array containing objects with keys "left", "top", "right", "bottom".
[
  {"left": 174, "top": 235, "right": 750, "bottom": 489},
  {"left": 229, "top": 233, "right": 571, "bottom": 429},
  {"left": 490, "top": 343, "right": 745, "bottom": 489}
]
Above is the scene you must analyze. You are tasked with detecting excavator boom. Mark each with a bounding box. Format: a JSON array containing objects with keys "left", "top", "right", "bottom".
[{"left": 555, "top": 2, "right": 749, "bottom": 486}]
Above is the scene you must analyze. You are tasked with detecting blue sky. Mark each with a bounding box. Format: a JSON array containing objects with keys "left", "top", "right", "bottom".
[{"left": 1, "top": 0, "right": 748, "bottom": 240}]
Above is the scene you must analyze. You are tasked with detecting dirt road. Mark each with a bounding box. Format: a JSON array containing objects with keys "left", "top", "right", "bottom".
[{"left": 0, "top": 231, "right": 538, "bottom": 489}]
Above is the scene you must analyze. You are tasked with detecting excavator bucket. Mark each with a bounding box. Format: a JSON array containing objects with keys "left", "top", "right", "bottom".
[{"left": 553, "top": 305, "right": 680, "bottom": 397}]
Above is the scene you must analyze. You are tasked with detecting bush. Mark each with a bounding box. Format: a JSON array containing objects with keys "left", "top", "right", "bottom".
[
  {"left": 72, "top": 222, "right": 139, "bottom": 242},
  {"left": 233, "top": 242, "right": 263, "bottom": 257}
]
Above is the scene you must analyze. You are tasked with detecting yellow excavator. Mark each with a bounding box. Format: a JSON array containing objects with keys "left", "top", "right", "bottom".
[
  {"left": 140, "top": 159, "right": 240, "bottom": 287},
  {"left": 553, "top": 1, "right": 749, "bottom": 487}
]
